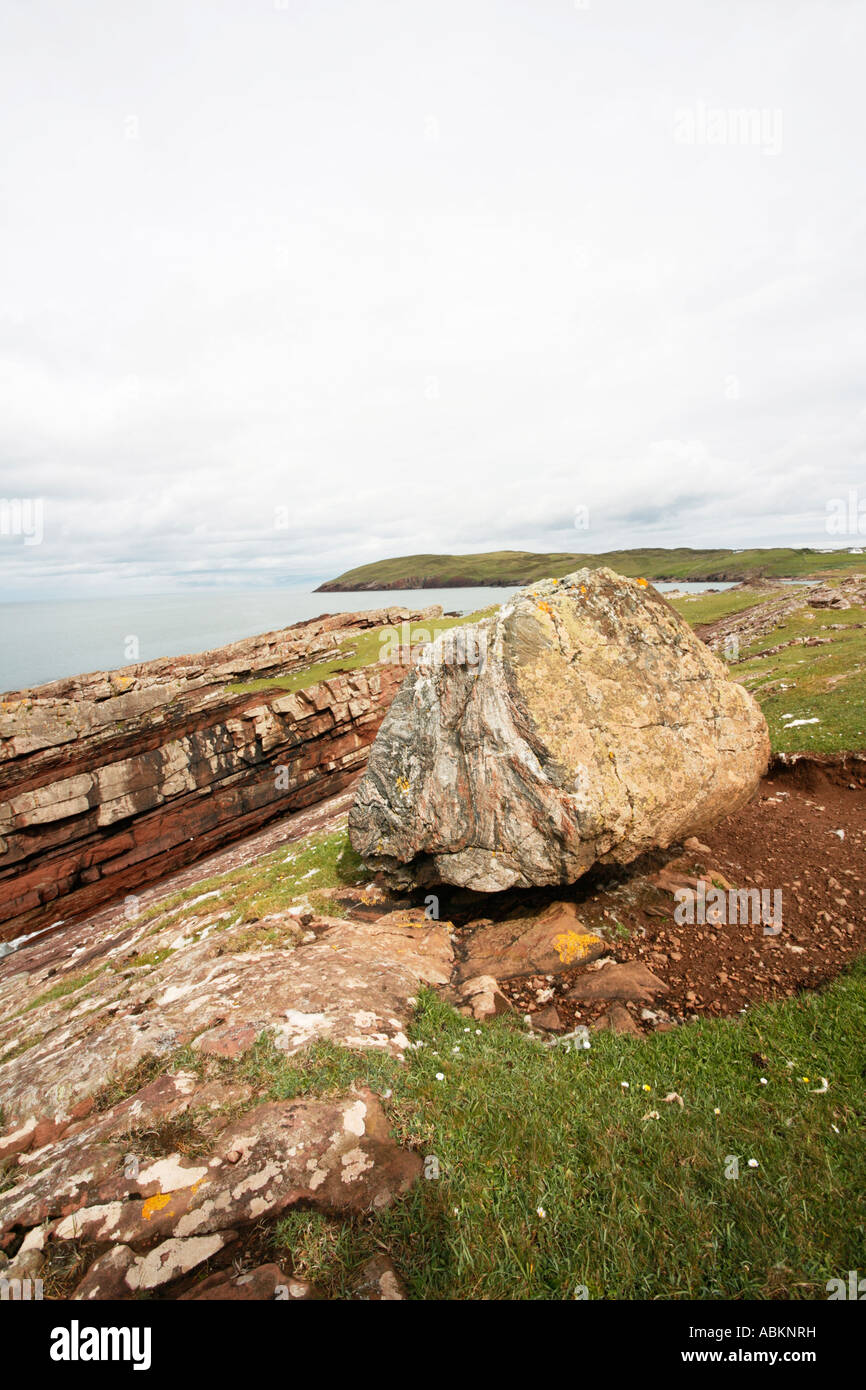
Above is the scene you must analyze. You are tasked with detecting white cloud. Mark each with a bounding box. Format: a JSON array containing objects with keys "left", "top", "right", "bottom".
[{"left": 1, "top": 0, "right": 864, "bottom": 598}]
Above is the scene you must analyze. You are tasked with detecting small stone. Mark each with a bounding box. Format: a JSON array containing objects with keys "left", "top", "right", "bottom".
[
  {"left": 568, "top": 962, "right": 669, "bottom": 1004},
  {"left": 352, "top": 1253, "right": 407, "bottom": 1301},
  {"left": 607, "top": 1003, "right": 641, "bottom": 1036},
  {"left": 457, "top": 974, "right": 513, "bottom": 1020},
  {"left": 530, "top": 1005, "right": 564, "bottom": 1032}
]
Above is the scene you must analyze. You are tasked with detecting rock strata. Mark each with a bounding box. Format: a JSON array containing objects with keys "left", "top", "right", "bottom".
[{"left": 0, "top": 605, "right": 440, "bottom": 939}]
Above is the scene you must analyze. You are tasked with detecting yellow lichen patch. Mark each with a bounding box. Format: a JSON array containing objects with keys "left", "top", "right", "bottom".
[
  {"left": 142, "top": 1192, "right": 173, "bottom": 1221},
  {"left": 537, "top": 601, "right": 553, "bottom": 615},
  {"left": 552, "top": 930, "right": 604, "bottom": 966},
  {"left": 396, "top": 777, "right": 411, "bottom": 796},
  {"left": 637, "top": 577, "right": 648, "bottom": 587}
]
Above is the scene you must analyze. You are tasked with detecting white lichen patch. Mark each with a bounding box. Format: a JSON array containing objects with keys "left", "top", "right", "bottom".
[
  {"left": 125, "top": 1233, "right": 230, "bottom": 1291},
  {"left": 342, "top": 1100, "right": 367, "bottom": 1136},
  {"left": 340, "top": 1147, "right": 374, "bottom": 1182},
  {"left": 55, "top": 1200, "right": 125, "bottom": 1241},
  {"left": 136, "top": 1155, "right": 209, "bottom": 1191},
  {"left": 230, "top": 1160, "right": 281, "bottom": 1201}
]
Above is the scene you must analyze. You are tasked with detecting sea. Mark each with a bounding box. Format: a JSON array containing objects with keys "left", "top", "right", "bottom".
[{"left": 0, "top": 582, "right": 736, "bottom": 694}]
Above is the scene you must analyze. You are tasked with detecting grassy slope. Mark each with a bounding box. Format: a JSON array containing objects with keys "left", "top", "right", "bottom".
[
  {"left": 318, "top": 548, "right": 865, "bottom": 590},
  {"left": 670, "top": 586, "right": 866, "bottom": 755},
  {"left": 738, "top": 608, "right": 866, "bottom": 754}
]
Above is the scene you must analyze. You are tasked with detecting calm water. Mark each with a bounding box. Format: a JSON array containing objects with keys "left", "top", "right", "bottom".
[{"left": 0, "top": 582, "right": 735, "bottom": 693}]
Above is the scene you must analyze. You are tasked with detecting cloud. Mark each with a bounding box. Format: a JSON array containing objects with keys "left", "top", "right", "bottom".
[{"left": 1, "top": 0, "right": 865, "bottom": 598}]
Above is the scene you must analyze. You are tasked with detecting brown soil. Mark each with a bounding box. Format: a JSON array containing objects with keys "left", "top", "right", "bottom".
[{"left": 460, "top": 756, "right": 866, "bottom": 1034}]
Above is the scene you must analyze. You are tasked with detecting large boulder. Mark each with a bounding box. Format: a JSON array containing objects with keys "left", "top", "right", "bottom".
[{"left": 348, "top": 568, "right": 769, "bottom": 891}]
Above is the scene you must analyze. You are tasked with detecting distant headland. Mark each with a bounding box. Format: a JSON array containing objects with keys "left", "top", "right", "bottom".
[{"left": 315, "top": 546, "right": 865, "bottom": 592}]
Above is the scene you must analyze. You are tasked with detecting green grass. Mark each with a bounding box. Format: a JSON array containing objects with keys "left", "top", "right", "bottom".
[
  {"left": 0, "top": 1030, "right": 46, "bottom": 1062},
  {"left": 734, "top": 607, "right": 866, "bottom": 754},
  {"left": 90, "top": 1046, "right": 205, "bottom": 1113},
  {"left": 122, "top": 826, "right": 370, "bottom": 945},
  {"left": 19, "top": 969, "right": 106, "bottom": 1014},
  {"left": 225, "top": 611, "right": 492, "bottom": 695},
  {"left": 254, "top": 967, "right": 866, "bottom": 1300},
  {"left": 669, "top": 587, "right": 788, "bottom": 626},
  {"left": 318, "top": 549, "right": 866, "bottom": 592},
  {"left": 122, "top": 946, "right": 176, "bottom": 971},
  {"left": 668, "top": 585, "right": 866, "bottom": 755}
]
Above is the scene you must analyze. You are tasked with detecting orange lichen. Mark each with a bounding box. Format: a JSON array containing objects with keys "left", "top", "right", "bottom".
[
  {"left": 552, "top": 930, "right": 603, "bottom": 965},
  {"left": 142, "top": 1193, "right": 172, "bottom": 1221}
]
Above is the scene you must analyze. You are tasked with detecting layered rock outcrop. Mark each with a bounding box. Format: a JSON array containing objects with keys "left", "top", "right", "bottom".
[
  {"left": 0, "top": 888, "right": 451, "bottom": 1298},
  {"left": 349, "top": 568, "right": 769, "bottom": 890},
  {"left": 0, "top": 606, "right": 440, "bottom": 940}
]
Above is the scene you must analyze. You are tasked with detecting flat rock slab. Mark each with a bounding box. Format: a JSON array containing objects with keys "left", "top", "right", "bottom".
[
  {"left": 568, "top": 961, "right": 669, "bottom": 1003},
  {"left": 349, "top": 567, "right": 769, "bottom": 891},
  {"left": 0, "top": 912, "right": 452, "bottom": 1159},
  {"left": 53, "top": 1090, "right": 417, "bottom": 1244},
  {"left": 5, "top": 1086, "right": 421, "bottom": 1299},
  {"left": 455, "top": 901, "right": 606, "bottom": 984},
  {"left": 0, "top": 1070, "right": 251, "bottom": 1241}
]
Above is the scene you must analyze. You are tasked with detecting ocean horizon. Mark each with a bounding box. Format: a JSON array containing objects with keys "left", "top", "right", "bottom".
[{"left": 0, "top": 581, "right": 735, "bottom": 694}]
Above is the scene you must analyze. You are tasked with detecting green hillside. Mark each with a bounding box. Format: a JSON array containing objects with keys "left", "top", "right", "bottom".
[{"left": 316, "top": 547, "right": 865, "bottom": 591}]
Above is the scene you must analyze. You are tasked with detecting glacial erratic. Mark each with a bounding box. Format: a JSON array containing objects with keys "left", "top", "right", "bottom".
[{"left": 348, "top": 567, "right": 770, "bottom": 891}]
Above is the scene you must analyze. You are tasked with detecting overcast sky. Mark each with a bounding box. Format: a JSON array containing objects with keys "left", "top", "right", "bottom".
[{"left": 1, "top": 0, "right": 865, "bottom": 599}]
